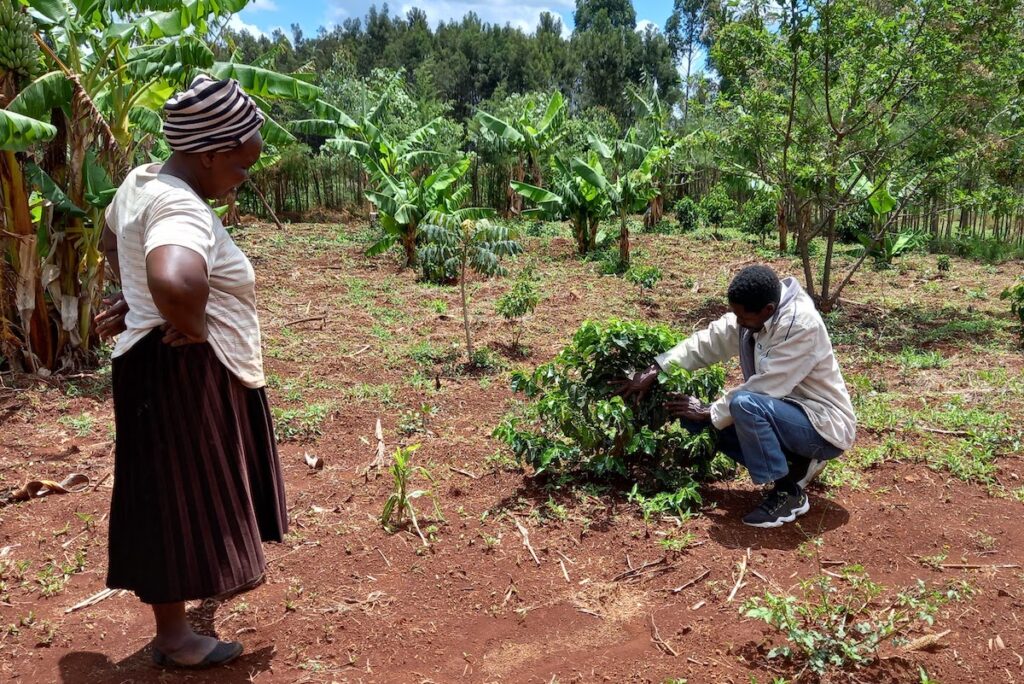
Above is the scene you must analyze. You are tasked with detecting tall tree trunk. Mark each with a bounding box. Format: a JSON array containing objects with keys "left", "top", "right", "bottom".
[
  {"left": 777, "top": 196, "right": 788, "bottom": 254},
  {"left": 619, "top": 208, "right": 630, "bottom": 268},
  {"left": 460, "top": 257, "right": 473, "bottom": 365}
]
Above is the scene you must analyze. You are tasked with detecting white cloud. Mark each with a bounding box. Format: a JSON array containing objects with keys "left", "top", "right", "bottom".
[
  {"left": 636, "top": 19, "right": 659, "bottom": 34},
  {"left": 322, "top": 0, "right": 572, "bottom": 34},
  {"left": 228, "top": 13, "right": 269, "bottom": 37}
]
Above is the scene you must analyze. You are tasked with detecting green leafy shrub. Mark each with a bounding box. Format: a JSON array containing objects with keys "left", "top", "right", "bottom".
[
  {"left": 625, "top": 263, "right": 662, "bottom": 292},
  {"left": 494, "top": 320, "right": 727, "bottom": 509},
  {"left": 699, "top": 185, "right": 736, "bottom": 229},
  {"left": 1000, "top": 277, "right": 1024, "bottom": 330},
  {"left": 496, "top": 267, "right": 541, "bottom": 348},
  {"left": 739, "top": 192, "right": 778, "bottom": 245},
  {"left": 936, "top": 254, "right": 951, "bottom": 272},
  {"left": 743, "top": 570, "right": 969, "bottom": 677},
  {"left": 674, "top": 196, "right": 701, "bottom": 232}
]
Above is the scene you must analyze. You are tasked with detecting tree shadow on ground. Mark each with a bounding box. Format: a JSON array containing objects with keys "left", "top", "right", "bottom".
[
  {"left": 705, "top": 485, "right": 850, "bottom": 552},
  {"left": 58, "top": 645, "right": 275, "bottom": 683}
]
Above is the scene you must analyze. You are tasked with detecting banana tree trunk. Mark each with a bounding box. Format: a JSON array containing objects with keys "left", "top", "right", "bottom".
[
  {"left": 402, "top": 223, "right": 418, "bottom": 268},
  {"left": 1, "top": 150, "right": 52, "bottom": 371}
]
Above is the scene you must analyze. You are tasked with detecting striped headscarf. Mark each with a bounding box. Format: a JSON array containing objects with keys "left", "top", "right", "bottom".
[{"left": 163, "top": 75, "right": 265, "bottom": 154}]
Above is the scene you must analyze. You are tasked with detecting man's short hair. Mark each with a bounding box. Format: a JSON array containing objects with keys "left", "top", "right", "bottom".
[{"left": 727, "top": 265, "right": 782, "bottom": 312}]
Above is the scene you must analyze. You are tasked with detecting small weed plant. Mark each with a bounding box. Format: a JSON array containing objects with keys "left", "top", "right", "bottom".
[
  {"left": 743, "top": 567, "right": 969, "bottom": 678},
  {"left": 380, "top": 445, "right": 441, "bottom": 547}
]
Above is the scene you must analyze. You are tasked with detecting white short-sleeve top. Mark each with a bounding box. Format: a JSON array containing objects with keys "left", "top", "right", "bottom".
[{"left": 106, "top": 163, "right": 265, "bottom": 388}]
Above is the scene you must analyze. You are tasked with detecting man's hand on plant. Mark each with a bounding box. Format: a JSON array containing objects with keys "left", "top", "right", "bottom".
[
  {"left": 666, "top": 393, "right": 712, "bottom": 423},
  {"left": 612, "top": 363, "right": 661, "bottom": 402},
  {"left": 93, "top": 292, "right": 129, "bottom": 339}
]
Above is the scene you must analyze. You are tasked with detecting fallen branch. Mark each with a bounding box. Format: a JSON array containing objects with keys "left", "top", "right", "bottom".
[
  {"left": 362, "top": 418, "right": 388, "bottom": 476},
  {"left": 448, "top": 466, "right": 479, "bottom": 479},
  {"left": 727, "top": 556, "right": 749, "bottom": 603},
  {"left": 611, "top": 556, "right": 671, "bottom": 582},
  {"left": 347, "top": 344, "right": 372, "bottom": 359},
  {"left": 513, "top": 517, "right": 540, "bottom": 566},
  {"left": 917, "top": 425, "right": 971, "bottom": 437},
  {"left": 65, "top": 588, "right": 127, "bottom": 614},
  {"left": 939, "top": 563, "right": 1020, "bottom": 570},
  {"left": 558, "top": 558, "right": 570, "bottom": 583},
  {"left": 668, "top": 569, "right": 710, "bottom": 594},
  {"left": 280, "top": 315, "right": 326, "bottom": 329},
  {"left": 649, "top": 614, "right": 678, "bottom": 657}
]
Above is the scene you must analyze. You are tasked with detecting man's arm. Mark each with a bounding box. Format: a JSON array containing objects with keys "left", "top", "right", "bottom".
[
  {"left": 656, "top": 313, "right": 740, "bottom": 371},
  {"left": 619, "top": 313, "right": 740, "bottom": 400}
]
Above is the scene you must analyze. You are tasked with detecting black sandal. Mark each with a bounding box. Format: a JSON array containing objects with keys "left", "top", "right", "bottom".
[{"left": 152, "top": 640, "right": 243, "bottom": 669}]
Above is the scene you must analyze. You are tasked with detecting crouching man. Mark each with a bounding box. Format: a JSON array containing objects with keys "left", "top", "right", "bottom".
[{"left": 619, "top": 265, "right": 856, "bottom": 527}]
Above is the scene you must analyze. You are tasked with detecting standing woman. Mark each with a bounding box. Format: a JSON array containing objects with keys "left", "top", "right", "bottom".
[{"left": 95, "top": 75, "right": 287, "bottom": 669}]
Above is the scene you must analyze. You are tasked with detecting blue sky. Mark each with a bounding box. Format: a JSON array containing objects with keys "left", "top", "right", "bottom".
[{"left": 230, "top": 0, "right": 675, "bottom": 39}]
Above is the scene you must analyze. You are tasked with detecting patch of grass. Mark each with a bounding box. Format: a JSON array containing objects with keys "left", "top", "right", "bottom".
[
  {"left": 35, "top": 551, "right": 87, "bottom": 598},
  {"left": 272, "top": 403, "right": 332, "bottom": 441},
  {"left": 346, "top": 383, "right": 397, "bottom": 407},
  {"left": 898, "top": 347, "right": 947, "bottom": 371},
  {"left": 57, "top": 413, "right": 95, "bottom": 437},
  {"left": 427, "top": 299, "right": 448, "bottom": 315}
]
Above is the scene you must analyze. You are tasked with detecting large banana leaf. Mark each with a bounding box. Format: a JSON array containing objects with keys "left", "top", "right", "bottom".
[
  {"left": 134, "top": 0, "right": 250, "bottom": 39},
  {"left": 6, "top": 72, "right": 74, "bottom": 120},
  {"left": 570, "top": 158, "right": 611, "bottom": 194},
  {"left": 289, "top": 118, "right": 343, "bottom": 138},
  {"left": 25, "top": 0, "right": 67, "bottom": 25},
  {"left": 128, "top": 105, "right": 163, "bottom": 135},
  {"left": 424, "top": 157, "right": 470, "bottom": 193},
  {"left": 537, "top": 91, "right": 565, "bottom": 134},
  {"left": 211, "top": 63, "right": 320, "bottom": 102},
  {"left": 126, "top": 36, "right": 215, "bottom": 80},
  {"left": 475, "top": 110, "right": 526, "bottom": 145},
  {"left": 24, "top": 163, "right": 87, "bottom": 218},
  {"left": 0, "top": 110, "right": 58, "bottom": 151},
  {"left": 313, "top": 99, "right": 358, "bottom": 129}
]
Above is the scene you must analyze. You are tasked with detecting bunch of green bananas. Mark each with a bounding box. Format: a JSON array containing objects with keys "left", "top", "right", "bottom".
[{"left": 0, "top": 0, "right": 39, "bottom": 77}]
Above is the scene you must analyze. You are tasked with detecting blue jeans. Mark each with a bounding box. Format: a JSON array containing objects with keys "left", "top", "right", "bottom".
[{"left": 683, "top": 390, "right": 843, "bottom": 485}]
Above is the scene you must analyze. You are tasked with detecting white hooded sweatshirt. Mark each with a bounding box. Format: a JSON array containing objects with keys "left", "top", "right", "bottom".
[{"left": 655, "top": 277, "right": 857, "bottom": 450}]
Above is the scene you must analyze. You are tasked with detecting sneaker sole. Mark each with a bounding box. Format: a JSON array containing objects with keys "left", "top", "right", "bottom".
[
  {"left": 743, "top": 497, "right": 811, "bottom": 528},
  {"left": 797, "top": 460, "right": 828, "bottom": 490}
]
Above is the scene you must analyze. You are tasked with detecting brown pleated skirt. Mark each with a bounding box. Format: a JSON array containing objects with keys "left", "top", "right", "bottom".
[{"left": 106, "top": 328, "right": 287, "bottom": 604}]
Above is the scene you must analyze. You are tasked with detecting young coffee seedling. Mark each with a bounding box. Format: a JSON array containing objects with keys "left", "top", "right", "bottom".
[
  {"left": 625, "top": 263, "right": 662, "bottom": 298},
  {"left": 496, "top": 267, "right": 540, "bottom": 350}
]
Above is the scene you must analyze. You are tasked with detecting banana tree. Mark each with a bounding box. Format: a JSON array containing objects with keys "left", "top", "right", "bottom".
[
  {"left": 1, "top": 0, "right": 316, "bottom": 371},
  {"left": 473, "top": 92, "right": 566, "bottom": 216},
  {"left": 511, "top": 153, "right": 610, "bottom": 255},
  {"left": 364, "top": 155, "right": 481, "bottom": 273},
  {"left": 572, "top": 135, "right": 667, "bottom": 269}
]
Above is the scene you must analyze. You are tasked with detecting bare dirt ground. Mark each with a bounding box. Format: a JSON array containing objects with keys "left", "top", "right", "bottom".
[{"left": 1, "top": 220, "right": 1022, "bottom": 684}]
